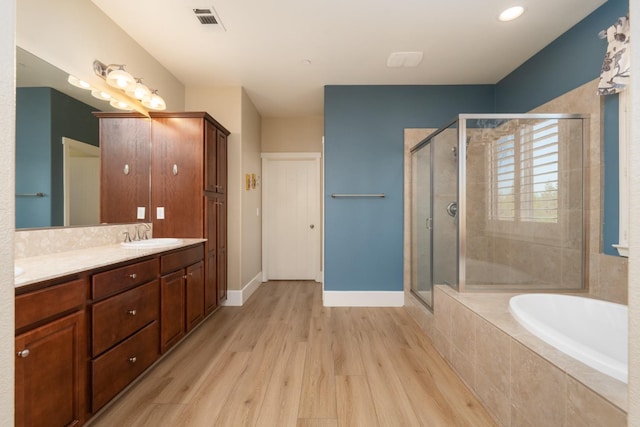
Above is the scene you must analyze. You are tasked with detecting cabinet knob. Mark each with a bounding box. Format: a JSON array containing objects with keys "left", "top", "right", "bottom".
[
  {"left": 123, "top": 164, "right": 130, "bottom": 175},
  {"left": 128, "top": 356, "right": 137, "bottom": 364},
  {"left": 17, "top": 349, "right": 30, "bottom": 358},
  {"left": 172, "top": 164, "right": 178, "bottom": 175},
  {"left": 127, "top": 309, "right": 137, "bottom": 316},
  {"left": 129, "top": 273, "right": 137, "bottom": 279},
  {"left": 183, "top": 275, "right": 188, "bottom": 280}
]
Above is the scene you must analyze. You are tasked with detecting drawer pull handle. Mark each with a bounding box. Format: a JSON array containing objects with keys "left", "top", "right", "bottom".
[
  {"left": 129, "top": 273, "right": 137, "bottom": 279},
  {"left": 17, "top": 349, "right": 30, "bottom": 358},
  {"left": 127, "top": 309, "right": 137, "bottom": 316},
  {"left": 129, "top": 356, "right": 137, "bottom": 364}
]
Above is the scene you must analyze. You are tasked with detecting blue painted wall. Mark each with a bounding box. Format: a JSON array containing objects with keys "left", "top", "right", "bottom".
[
  {"left": 324, "top": 0, "right": 628, "bottom": 293},
  {"left": 495, "top": 0, "right": 628, "bottom": 256},
  {"left": 324, "top": 85, "right": 494, "bottom": 291},
  {"left": 16, "top": 87, "right": 99, "bottom": 228}
]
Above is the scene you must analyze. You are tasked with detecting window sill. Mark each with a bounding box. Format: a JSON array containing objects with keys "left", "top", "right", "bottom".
[{"left": 612, "top": 244, "right": 629, "bottom": 258}]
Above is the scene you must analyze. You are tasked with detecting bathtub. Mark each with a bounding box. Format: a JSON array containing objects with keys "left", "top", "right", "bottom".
[{"left": 509, "top": 294, "right": 628, "bottom": 383}]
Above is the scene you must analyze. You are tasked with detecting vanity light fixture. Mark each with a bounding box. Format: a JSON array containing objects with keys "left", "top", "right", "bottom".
[
  {"left": 104, "top": 64, "right": 136, "bottom": 90},
  {"left": 91, "top": 89, "right": 112, "bottom": 101},
  {"left": 126, "top": 78, "right": 152, "bottom": 101},
  {"left": 67, "top": 75, "right": 91, "bottom": 89},
  {"left": 71, "top": 59, "right": 169, "bottom": 111},
  {"left": 141, "top": 90, "right": 167, "bottom": 111},
  {"left": 68, "top": 61, "right": 167, "bottom": 111},
  {"left": 109, "top": 98, "right": 131, "bottom": 110},
  {"left": 499, "top": 6, "right": 525, "bottom": 22}
]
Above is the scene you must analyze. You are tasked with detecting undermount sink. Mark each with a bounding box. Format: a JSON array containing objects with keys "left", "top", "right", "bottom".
[
  {"left": 14, "top": 266, "right": 25, "bottom": 277},
  {"left": 121, "top": 238, "right": 183, "bottom": 249}
]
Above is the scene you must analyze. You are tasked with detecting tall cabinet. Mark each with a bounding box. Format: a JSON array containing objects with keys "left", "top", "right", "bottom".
[
  {"left": 150, "top": 112, "right": 229, "bottom": 311},
  {"left": 97, "top": 112, "right": 229, "bottom": 311}
]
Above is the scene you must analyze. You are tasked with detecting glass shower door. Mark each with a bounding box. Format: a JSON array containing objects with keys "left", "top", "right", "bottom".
[{"left": 411, "top": 143, "right": 433, "bottom": 308}]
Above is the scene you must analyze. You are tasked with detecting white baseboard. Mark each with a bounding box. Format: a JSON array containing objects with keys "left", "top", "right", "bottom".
[
  {"left": 322, "top": 290, "right": 405, "bottom": 307},
  {"left": 223, "top": 272, "right": 263, "bottom": 306}
]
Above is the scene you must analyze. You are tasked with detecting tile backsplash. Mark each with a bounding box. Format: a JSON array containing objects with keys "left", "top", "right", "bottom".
[{"left": 15, "top": 223, "right": 151, "bottom": 259}]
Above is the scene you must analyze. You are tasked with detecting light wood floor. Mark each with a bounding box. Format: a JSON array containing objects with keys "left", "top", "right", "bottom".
[{"left": 89, "top": 281, "right": 497, "bottom": 427}]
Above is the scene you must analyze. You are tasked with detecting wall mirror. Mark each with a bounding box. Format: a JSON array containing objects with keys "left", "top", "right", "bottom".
[{"left": 15, "top": 47, "right": 151, "bottom": 229}]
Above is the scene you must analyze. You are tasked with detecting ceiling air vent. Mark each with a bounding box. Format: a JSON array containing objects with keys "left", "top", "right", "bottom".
[{"left": 193, "top": 7, "right": 225, "bottom": 30}]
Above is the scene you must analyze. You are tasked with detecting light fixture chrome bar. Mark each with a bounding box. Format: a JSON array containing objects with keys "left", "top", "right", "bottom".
[{"left": 331, "top": 193, "right": 385, "bottom": 198}]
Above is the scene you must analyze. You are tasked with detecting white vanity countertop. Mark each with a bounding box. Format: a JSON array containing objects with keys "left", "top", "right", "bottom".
[{"left": 14, "top": 238, "right": 206, "bottom": 289}]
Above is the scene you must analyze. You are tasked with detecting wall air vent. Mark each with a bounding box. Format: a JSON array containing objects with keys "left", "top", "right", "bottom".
[{"left": 193, "top": 7, "right": 226, "bottom": 30}]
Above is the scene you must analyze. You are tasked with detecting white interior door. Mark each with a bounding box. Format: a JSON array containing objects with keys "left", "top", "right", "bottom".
[
  {"left": 262, "top": 153, "right": 321, "bottom": 281},
  {"left": 62, "top": 137, "right": 100, "bottom": 226}
]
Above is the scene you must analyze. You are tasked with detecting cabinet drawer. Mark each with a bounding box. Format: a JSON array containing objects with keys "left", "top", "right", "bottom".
[
  {"left": 91, "top": 321, "right": 159, "bottom": 412},
  {"left": 15, "top": 278, "right": 86, "bottom": 331},
  {"left": 92, "top": 280, "right": 159, "bottom": 357},
  {"left": 161, "top": 245, "right": 204, "bottom": 275},
  {"left": 92, "top": 258, "right": 158, "bottom": 300}
]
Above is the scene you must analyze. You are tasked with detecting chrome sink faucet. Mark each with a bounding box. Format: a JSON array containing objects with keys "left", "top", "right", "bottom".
[{"left": 134, "top": 223, "right": 152, "bottom": 241}]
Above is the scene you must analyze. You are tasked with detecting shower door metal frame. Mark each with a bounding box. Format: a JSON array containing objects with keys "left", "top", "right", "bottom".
[
  {"left": 412, "top": 113, "right": 589, "bottom": 294},
  {"left": 456, "top": 113, "right": 588, "bottom": 292},
  {"left": 409, "top": 137, "right": 436, "bottom": 309}
]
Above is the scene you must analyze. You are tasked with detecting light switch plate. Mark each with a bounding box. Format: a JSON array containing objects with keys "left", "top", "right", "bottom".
[
  {"left": 137, "top": 207, "right": 146, "bottom": 219},
  {"left": 157, "top": 207, "right": 165, "bottom": 219}
]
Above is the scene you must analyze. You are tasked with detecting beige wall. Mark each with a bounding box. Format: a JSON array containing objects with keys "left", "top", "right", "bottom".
[
  {"left": 185, "top": 86, "right": 263, "bottom": 291},
  {"left": 0, "top": 0, "right": 15, "bottom": 424},
  {"left": 17, "top": 0, "right": 185, "bottom": 112},
  {"left": 628, "top": 0, "right": 640, "bottom": 422},
  {"left": 241, "top": 89, "right": 263, "bottom": 286},
  {"left": 262, "top": 116, "right": 323, "bottom": 152},
  {"left": 530, "top": 80, "right": 628, "bottom": 303},
  {"left": 186, "top": 86, "right": 243, "bottom": 291}
]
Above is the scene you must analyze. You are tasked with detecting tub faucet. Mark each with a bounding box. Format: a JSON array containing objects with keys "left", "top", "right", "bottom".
[{"left": 134, "top": 223, "right": 151, "bottom": 241}]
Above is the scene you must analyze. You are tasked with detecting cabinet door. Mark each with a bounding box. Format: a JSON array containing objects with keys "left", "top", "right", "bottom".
[
  {"left": 217, "top": 194, "right": 228, "bottom": 303},
  {"left": 205, "top": 251, "right": 218, "bottom": 314},
  {"left": 216, "top": 129, "right": 227, "bottom": 194},
  {"left": 205, "top": 120, "right": 217, "bottom": 192},
  {"left": 204, "top": 195, "right": 218, "bottom": 314},
  {"left": 152, "top": 117, "right": 204, "bottom": 238},
  {"left": 16, "top": 311, "right": 84, "bottom": 427},
  {"left": 99, "top": 116, "right": 151, "bottom": 223},
  {"left": 160, "top": 270, "right": 185, "bottom": 353},
  {"left": 185, "top": 261, "right": 205, "bottom": 332}
]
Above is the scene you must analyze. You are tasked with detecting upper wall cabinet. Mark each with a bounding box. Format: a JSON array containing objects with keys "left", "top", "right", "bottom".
[{"left": 94, "top": 113, "right": 151, "bottom": 224}]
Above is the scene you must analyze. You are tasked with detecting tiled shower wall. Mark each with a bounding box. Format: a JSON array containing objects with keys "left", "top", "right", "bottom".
[{"left": 530, "top": 79, "right": 628, "bottom": 303}]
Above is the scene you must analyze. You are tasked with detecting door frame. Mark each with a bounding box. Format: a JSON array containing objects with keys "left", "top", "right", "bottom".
[{"left": 261, "top": 152, "right": 322, "bottom": 282}]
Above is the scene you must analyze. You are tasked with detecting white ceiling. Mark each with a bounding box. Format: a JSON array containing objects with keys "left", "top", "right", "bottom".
[{"left": 92, "top": 0, "right": 607, "bottom": 117}]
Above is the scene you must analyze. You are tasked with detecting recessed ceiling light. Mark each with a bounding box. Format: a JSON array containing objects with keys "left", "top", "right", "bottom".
[{"left": 499, "top": 6, "right": 524, "bottom": 22}]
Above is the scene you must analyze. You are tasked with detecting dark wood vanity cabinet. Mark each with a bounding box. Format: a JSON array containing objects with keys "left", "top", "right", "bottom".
[
  {"left": 95, "top": 113, "right": 151, "bottom": 224},
  {"left": 90, "top": 258, "right": 160, "bottom": 412},
  {"left": 15, "top": 278, "right": 87, "bottom": 427},
  {"left": 96, "top": 112, "right": 230, "bottom": 314},
  {"left": 15, "top": 243, "right": 208, "bottom": 426},
  {"left": 160, "top": 244, "right": 205, "bottom": 353}
]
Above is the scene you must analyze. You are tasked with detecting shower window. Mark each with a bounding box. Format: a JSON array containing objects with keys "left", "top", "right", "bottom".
[{"left": 489, "top": 119, "right": 560, "bottom": 226}]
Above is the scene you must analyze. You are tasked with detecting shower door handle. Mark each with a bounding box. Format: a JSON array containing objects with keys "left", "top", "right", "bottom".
[{"left": 446, "top": 202, "right": 457, "bottom": 217}]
